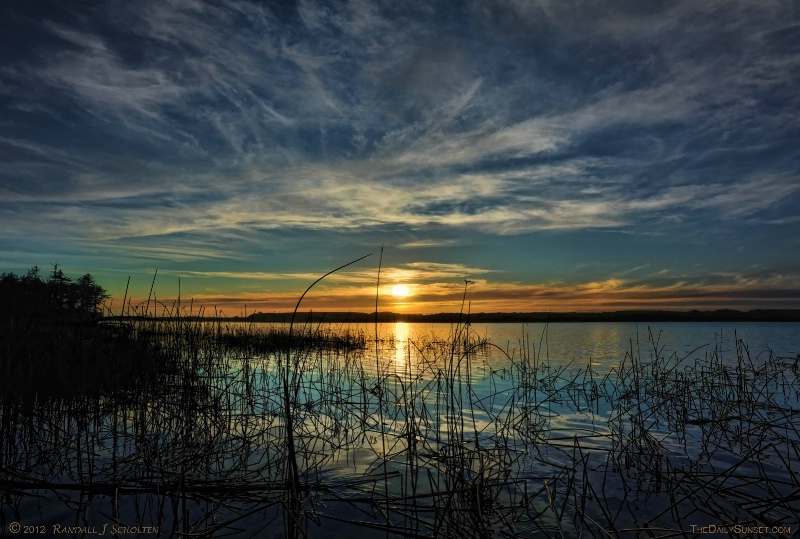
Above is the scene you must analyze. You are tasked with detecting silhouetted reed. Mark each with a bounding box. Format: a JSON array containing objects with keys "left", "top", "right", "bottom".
[{"left": 2, "top": 279, "right": 798, "bottom": 537}]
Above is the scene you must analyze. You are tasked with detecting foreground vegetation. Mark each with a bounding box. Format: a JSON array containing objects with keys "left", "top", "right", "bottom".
[
  {"left": 0, "top": 266, "right": 141, "bottom": 395},
  {"left": 1, "top": 319, "right": 798, "bottom": 537},
  {"left": 1, "top": 265, "right": 798, "bottom": 537}
]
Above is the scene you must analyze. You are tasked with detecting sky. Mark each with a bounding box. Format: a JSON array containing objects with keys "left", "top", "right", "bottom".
[{"left": 1, "top": 0, "right": 799, "bottom": 315}]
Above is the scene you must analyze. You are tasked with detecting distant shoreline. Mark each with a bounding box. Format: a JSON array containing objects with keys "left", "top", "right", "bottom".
[{"left": 108, "top": 309, "right": 800, "bottom": 323}]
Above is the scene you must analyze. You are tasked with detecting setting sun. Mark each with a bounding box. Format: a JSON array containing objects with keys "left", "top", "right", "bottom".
[{"left": 390, "top": 284, "right": 410, "bottom": 298}]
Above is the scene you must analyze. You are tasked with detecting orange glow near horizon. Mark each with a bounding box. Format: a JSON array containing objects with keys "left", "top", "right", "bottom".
[
  {"left": 102, "top": 275, "right": 800, "bottom": 316},
  {"left": 94, "top": 263, "right": 800, "bottom": 317}
]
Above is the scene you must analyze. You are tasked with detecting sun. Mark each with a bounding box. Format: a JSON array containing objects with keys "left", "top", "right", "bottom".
[{"left": 390, "top": 284, "right": 410, "bottom": 298}]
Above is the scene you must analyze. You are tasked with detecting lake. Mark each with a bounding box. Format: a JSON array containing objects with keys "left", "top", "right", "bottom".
[
  {"left": 377, "top": 320, "right": 800, "bottom": 368},
  {"left": 2, "top": 320, "right": 798, "bottom": 538}
]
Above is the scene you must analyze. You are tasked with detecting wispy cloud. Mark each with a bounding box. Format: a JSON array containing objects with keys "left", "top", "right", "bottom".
[
  {"left": 171, "top": 261, "right": 495, "bottom": 285},
  {"left": 397, "top": 239, "right": 459, "bottom": 249},
  {"left": 1, "top": 1, "right": 798, "bottom": 311}
]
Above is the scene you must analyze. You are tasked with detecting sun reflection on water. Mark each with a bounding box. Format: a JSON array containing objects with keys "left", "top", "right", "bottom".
[{"left": 392, "top": 321, "right": 410, "bottom": 372}]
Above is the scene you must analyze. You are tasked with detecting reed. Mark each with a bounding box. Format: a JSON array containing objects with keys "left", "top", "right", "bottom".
[{"left": 1, "top": 271, "right": 798, "bottom": 538}]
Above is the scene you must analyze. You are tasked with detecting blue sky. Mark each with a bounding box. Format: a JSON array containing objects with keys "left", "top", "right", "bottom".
[{"left": 1, "top": 1, "right": 799, "bottom": 313}]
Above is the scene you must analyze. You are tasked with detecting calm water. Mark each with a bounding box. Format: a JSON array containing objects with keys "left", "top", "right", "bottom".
[
  {"left": 373, "top": 320, "right": 800, "bottom": 369},
  {"left": 2, "top": 321, "right": 798, "bottom": 538}
]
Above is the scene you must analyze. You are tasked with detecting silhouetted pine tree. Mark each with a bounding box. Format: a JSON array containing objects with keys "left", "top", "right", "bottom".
[{"left": 0, "top": 265, "right": 108, "bottom": 321}]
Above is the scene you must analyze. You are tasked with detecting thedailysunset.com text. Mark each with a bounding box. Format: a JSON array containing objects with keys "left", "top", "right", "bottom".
[{"left": 691, "top": 524, "right": 792, "bottom": 535}]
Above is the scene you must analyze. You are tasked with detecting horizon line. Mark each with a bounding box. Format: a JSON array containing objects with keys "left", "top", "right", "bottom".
[{"left": 104, "top": 308, "right": 800, "bottom": 323}]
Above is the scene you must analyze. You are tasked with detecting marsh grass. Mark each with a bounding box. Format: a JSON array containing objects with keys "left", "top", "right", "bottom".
[{"left": 1, "top": 285, "right": 799, "bottom": 537}]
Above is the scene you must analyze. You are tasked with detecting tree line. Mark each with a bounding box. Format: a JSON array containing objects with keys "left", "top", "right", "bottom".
[{"left": 0, "top": 265, "right": 109, "bottom": 321}]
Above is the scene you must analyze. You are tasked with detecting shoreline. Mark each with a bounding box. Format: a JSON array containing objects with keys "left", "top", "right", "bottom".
[{"left": 105, "top": 309, "right": 800, "bottom": 324}]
